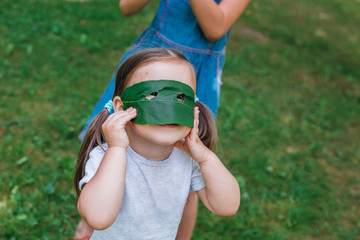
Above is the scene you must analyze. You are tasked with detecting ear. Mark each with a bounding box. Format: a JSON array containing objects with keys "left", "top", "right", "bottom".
[{"left": 113, "top": 96, "right": 123, "bottom": 112}]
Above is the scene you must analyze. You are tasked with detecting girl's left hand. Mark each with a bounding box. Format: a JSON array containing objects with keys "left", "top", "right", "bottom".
[{"left": 175, "top": 107, "right": 211, "bottom": 164}]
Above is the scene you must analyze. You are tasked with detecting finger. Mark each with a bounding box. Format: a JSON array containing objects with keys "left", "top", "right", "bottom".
[
  {"left": 189, "top": 107, "right": 200, "bottom": 140},
  {"left": 104, "top": 108, "right": 123, "bottom": 122},
  {"left": 104, "top": 108, "right": 137, "bottom": 127},
  {"left": 113, "top": 109, "right": 137, "bottom": 124},
  {"left": 106, "top": 107, "right": 134, "bottom": 120},
  {"left": 124, "top": 107, "right": 136, "bottom": 113},
  {"left": 104, "top": 112, "right": 126, "bottom": 126},
  {"left": 175, "top": 140, "right": 186, "bottom": 151},
  {"left": 110, "top": 107, "right": 135, "bottom": 119},
  {"left": 194, "top": 107, "right": 199, "bottom": 129},
  {"left": 110, "top": 107, "right": 136, "bottom": 118}
]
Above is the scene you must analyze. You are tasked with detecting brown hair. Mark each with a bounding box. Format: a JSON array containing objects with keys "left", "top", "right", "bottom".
[{"left": 73, "top": 48, "right": 217, "bottom": 196}]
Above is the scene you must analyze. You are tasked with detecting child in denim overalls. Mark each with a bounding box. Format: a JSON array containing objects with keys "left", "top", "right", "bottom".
[{"left": 74, "top": 0, "right": 249, "bottom": 239}]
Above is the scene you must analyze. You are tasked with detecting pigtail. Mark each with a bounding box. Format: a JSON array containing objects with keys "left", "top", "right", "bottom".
[
  {"left": 196, "top": 101, "right": 218, "bottom": 151},
  {"left": 73, "top": 109, "right": 109, "bottom": 196}
]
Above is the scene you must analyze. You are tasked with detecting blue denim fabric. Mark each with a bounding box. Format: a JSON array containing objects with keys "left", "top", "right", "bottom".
[{"left": 79, "top": 0, "right": 229, "bottom": 141}]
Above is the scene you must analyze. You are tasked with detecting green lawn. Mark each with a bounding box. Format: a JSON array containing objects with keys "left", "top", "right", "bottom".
[{"left": 1, "top": 0, "right": 359, "bottom": 239}]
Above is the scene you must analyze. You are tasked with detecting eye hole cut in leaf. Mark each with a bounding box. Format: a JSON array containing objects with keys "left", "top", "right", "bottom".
[
  {"left": 177, "top": 93, "right": 185, "bottom": 103},
  {"left": 145, "top": 92, "right": 158, "bottom": 100}
]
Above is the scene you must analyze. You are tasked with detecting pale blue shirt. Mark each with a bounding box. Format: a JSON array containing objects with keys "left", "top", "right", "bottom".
[{"left": 79, "top": 144, "right": 205, "bottom": 240}]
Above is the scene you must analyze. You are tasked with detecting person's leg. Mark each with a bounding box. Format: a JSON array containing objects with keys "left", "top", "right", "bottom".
[
  {"left": 73, "top": 219, "right": 93, "bottom": 240},
  {"left": 176, "top": 192, "right": 198, "bottom": 240}
]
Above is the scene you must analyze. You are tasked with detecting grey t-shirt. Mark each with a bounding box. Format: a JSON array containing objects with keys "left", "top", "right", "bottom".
[{"left": 79, "top": 144, "right": 205, "bottom": 240}]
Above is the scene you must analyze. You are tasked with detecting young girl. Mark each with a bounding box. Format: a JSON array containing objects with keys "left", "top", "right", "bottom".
[
  {"left": 74, "top": 48, "right": 240, "bottom": 239},
  {"left": 75, "top": 1, "right": 250, "bottom": 238}
]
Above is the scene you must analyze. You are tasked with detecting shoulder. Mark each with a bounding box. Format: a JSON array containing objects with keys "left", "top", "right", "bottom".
[
  {"left": 90, "top": 143, "right": 107, "bottom": 156},
  {"left": 87, "top": 143, "right": 108, "bottom": 164},
  {"left": 78, "top": 143, "right": 109, "bottom": 190}
]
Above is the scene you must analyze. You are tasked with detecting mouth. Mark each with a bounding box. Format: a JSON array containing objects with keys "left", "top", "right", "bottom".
[{"left": 160, "top": 124, "right": 179, "bottom": 128}]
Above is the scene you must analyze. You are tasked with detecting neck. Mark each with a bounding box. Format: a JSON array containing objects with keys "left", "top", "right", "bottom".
[{"left": 126, "top": 125, "right": 175, "bottom": 161}]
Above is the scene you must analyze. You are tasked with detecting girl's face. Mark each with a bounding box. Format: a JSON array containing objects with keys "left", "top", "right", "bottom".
[{"left": 125, "top": 60, "right": 196, "bottom": 146}]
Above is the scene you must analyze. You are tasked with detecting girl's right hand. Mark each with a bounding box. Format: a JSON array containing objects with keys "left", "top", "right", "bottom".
[{"left": 102, "top": 107, "right": 137, "bottom": 149}]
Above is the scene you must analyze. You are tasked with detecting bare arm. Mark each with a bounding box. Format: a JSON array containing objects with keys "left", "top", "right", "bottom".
[
  {"left": 175, "top": 108, "right": 240, "bottom": 216},
  {"left": 77, "top": 106, "right": 137, "bottom": 230},
  {"left": 78, "top": 147, "right": 128, "bottom": 230},
  {"left": 196, "top": 149, "right": 240, "bottom": 216},
  {"left": 189, "top": 0, "right": 250, "bottom": 41},
  {"left": 119, "top": 0, "right": 151, "bottom": 17}
]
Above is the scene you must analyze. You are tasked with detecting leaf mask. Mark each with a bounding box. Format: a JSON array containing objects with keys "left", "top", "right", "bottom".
[{"left": 121, "top": 80, "right": 195, "bottom": 127}]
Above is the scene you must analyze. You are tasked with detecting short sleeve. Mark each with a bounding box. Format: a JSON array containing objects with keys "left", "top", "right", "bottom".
[
  {"left": 190, "top": 159, "right": 206, "bottom": 192},
  {"left": 78, "top": 145, "right": 107, "bottom": 190}
]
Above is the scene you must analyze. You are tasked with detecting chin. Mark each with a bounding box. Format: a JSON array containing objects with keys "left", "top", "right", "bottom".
[
  {"left": 149, "top": 133, "right": 184, "bottom": 146},
  {"left": 130, "top": 123, "right": 190, "bottom": 146},
  {"left": 154, "top": 138, "right": 179, "bottom": 146}
]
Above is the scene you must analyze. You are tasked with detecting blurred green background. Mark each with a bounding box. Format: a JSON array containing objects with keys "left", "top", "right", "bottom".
[{"left": 1, "top": 0, "right": 359, "bottom": 239}]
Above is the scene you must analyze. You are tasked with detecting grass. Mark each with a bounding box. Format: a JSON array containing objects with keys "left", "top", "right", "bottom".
[{"left": 0, "top": 0, "right": 359, "bottom": 239}]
